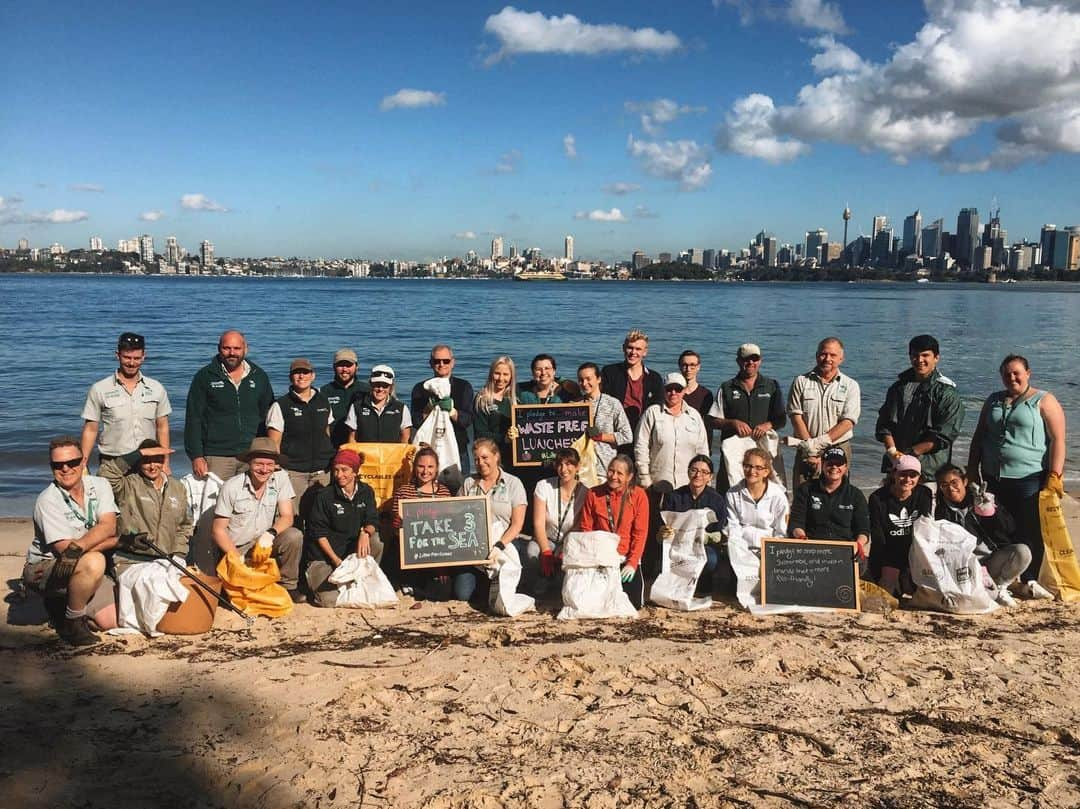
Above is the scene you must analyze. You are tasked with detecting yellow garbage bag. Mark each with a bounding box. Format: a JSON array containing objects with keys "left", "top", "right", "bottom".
[
  {"left": 570, "top": 433, "right": 601, "bottom": 488},
  {"left": 341, "top": 442, "right": 417, "bottom": 510},
  {"left": 216, "top": 552, "right": 293, "bottom": 618},
  {"left": 1037, "top": 474, "right": 1080, "bottom": 603}
]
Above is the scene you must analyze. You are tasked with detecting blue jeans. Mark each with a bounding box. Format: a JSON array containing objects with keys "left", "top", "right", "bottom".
[{"left": 452, "top": 570, "right": 478, "bottom": 602}]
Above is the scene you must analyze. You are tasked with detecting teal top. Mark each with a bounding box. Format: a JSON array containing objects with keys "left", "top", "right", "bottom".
[{"left": 982, "top": 390, "right": 1047, "bottom": 479}]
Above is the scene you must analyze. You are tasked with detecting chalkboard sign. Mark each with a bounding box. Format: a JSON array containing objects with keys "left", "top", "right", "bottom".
[
  {"left": 398, "top": 496, "right": 492, "bottom": 570},
  {"left": 512, "top": 402, "right": 592, "bottom": 467},
  {"left": 760, "top": 538, "right": 861, "bottom": 612}
]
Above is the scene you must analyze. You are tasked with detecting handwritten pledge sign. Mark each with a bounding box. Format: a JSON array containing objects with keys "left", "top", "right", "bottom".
[
  {"left": 512, "top": 402, "right": 592, "bottom": 467},
  {"left": 760, "top": 538, "right": 861, "bottom": 612},
  {"left": 399, "top": 496, "right": 491, "bottom": 570}
]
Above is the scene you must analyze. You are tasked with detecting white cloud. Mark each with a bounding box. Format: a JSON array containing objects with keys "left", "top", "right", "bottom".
[
  {"left": 563, "top": 133, "right": 577, "bottom": 159},
  {"left": 494, "top": 149, "right": 522, "bottom": 174},
  {"left": 69, "top": 183, "right": 105, "bottom": 193},
  {"left": 139, "top": 210, "right": 165, "bottom": 222},
  {"left": 180, "top": 193, "right": 229, "bottom": 212},
  {"left": 0, "top": 203, "right": 89, "bottom": 225},
  {"left": 602, "top": 182, "right": 641, "bottom": 195},
  {"left": 717, "top": 0, "right": 849, "bottom": 34},
  {"left": 483, "top": 6, "right": 681, "bottom": 64},
  {"left": 716, "top": 0, "right": 1080, "bottom": 170},
  {"left": 574, "top": 207, "right": 628, "bottom": 222},
  {"left": 454, "top": 231, "right": 477, "bottom": 240},
  {"left": 626, "top": 135, "right": 713, "bottom": 190},
  {"left": 625, "top": 98, "right": 706, "bottom": 135},
  {"left": 379, "top": 88, "right": 447, "bottom": 111},
  {"left": 633, "top": 204, "right": 658, "bottom": 219}
]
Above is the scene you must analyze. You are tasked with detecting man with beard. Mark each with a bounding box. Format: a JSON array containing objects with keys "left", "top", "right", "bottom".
[
  {"left": 322, "top": 348, "right": 370, "bottom": 448},
  {"left": 185, "top": 330, "right": 275, "bottom": 481}
]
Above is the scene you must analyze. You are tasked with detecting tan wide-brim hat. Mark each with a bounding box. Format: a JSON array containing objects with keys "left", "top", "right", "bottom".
[{"left": 236, "top": 437, "right": 286, "bottom": 465}]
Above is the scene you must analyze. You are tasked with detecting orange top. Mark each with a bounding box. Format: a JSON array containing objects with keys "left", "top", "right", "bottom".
[{"left": 579, "top": 484, "right": 649, "bottom": 569}]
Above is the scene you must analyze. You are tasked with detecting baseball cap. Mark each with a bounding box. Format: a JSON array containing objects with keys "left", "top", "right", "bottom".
[
  {"left": 289, "top": 357, "right": 313, "bottom": 373},
  {"left": 893, "top": 454, "right": 922, "bottom": 475},
  {"left": 664, "top": 372, "right": 687, "bottom": 389},
  {"left": 822, "top": 446, "right": 848, "bottom": 465},
  {"left": 737, "top": 343, "right": 762, "bottom": 360},
  {"left": 370, "top": 364, "right": 395, "bottom": 385},
  {"left": 333, "top": 348, "right": 358, "bottom": 365}
]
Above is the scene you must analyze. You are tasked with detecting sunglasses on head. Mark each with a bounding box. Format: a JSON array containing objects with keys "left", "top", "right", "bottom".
[
  {"left": 118, "top": 334, "right": 145, "bottom": 350},
  {"left": 51, "top": 457, "right": 83, "bottom": 470}
]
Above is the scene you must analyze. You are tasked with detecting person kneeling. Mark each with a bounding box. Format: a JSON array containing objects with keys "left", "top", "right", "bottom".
[{"left": 935, "top": 464, "right": 1032, "bottom": 607}]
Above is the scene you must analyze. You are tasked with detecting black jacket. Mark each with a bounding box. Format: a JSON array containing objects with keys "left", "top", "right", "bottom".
[
  {"left": 935, "top": 492, "right": 1017, "bottom": 560},
  {"left": 789, "top": 477, "right": 870, "bottom": 541},
  {"left": 600, "top": 362, "right": 663, "bottom": 438},
  {"left": 304, "top": 481, "right": 378, "bottom": 564},
  {"left": 410, "top": 376, "right": 475, "bottom": 453}
]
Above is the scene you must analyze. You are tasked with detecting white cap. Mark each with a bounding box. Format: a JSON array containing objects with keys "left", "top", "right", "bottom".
[
  {"left": 664, "top": 372, "right": 688, "bottom": 389},
  {"left": 737, "top": 343, "right": 762, "bottom": 359},
  {"left": 369, "top": 364, "right": 395, "bottom": 384}
]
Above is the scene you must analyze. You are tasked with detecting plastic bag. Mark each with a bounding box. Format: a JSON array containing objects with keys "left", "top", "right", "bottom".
[
  {"left": 1037, "top": 477, "right": 1080, "bottom": 602},
  {"left": 650, "top": 509, "right": 714, "bottom": 611},
  {"left": 329, "top": 554, "right": 398, "bottom": 608},
  {"left": 570, "top": 433, "right": 602, "bottom": 488},
  {"left": 727, "top": 529, "right": 762, "bottom": 609},
  {"left": 721, "top": 432, "right": 784, "bottom": 488},
  {"left": 486, "top": 542, "right": 535, "bottom": 617},
  {"left": 216, "top": 552, "right": 293, "bottom": 618},
  {"left": 908, "top": 516, "right": 997, "bottom": 614},
  {"left": 413, "top": 382, "right": 463, "bottom": 493},
  {"left": 341, "top": 442, "right": 416, "bottom": 511},
  {"left": 557, "top": 531, "right": 637, "bottom": 619}
]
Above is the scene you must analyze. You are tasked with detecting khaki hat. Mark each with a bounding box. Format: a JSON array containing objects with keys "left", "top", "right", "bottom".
[
  {"left": 237, "top": 437, "right": 285, "bottom": 464},
  {"left": 737, "top": 343, "right": 762, "bottom": 359},
  {"left": 289, "top": 357, "right": 313, "bottom": 373},
  {"left": 333, "top": 348, "right": 358, "bottom": 365}
]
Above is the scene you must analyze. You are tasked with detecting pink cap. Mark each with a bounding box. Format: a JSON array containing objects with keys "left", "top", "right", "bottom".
[{"left": 893, "top": 454, "right": 921, "bottom": 475}]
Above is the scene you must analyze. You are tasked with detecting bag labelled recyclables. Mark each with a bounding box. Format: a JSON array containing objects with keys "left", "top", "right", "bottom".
[
  {"left": 558, "top": 531, "right": 637, "bottom": 620},
  {"left": 216, "top": 551, "right": 293, "bottom": 618},
  {"left": 650, "top": 509, "right": 714, "bottom": 611},
  {"left": 1037, "top": 476, "right": 1080, "bottom": 602},
  {"left": 328, "top": 554, "right": 398, "bottom": 608},
  {"left": 908, "top": 516, "right": 996, "bottom": 615},
  {"left": 413, "top": 377, "right": 463, "bottom": 493}
]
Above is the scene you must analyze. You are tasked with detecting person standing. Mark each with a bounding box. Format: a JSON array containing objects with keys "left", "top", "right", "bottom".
[
  {"left": 81, "top": 332, "right": 172, "bottom": 479},
  {"left": 517, "top": 354, "right": 578, "bottom": 404},
  {"left": 875, "top": 334, "right": 965, "bottom": 485},
  {"left": 678, "top": 350, "right": 714, "bottom": 447},
  {"left": 322, "top": 348, "right": 370, "bottom": 448},
  {"left": 266, "top": 358, "right": 335, "bottom": 514},
  {"left": 709, "top": 343, "right": 786, "bottom": 491},
  {"left": 23, "top": 437, "right": 119, "bottom": 645},
  {"left": 601, "top": 329, "right": 664, "bottom": 453},
  {"left": 473, "top": 356, "right": 517, "bottom": 461},
  {"left": 577, "top": 362, "right": 632, "bottom": 476},
  {"left": 967, "top": 354, "right": 1067, "bottom": 597},
  {"left": 634, "top": 373, "right": 710, "bottom": 491},
  {"left": 787, "top": 337, "right": 861, "bottom": 489},
  {"left": 185, "top": 330, "right": 274, "bottom": 482},
  {"left": 346, "top": 365, "right": 411, "bottom": 443},
  {"left": 410, "top": 344, "right": 475, "bottom": 473}
]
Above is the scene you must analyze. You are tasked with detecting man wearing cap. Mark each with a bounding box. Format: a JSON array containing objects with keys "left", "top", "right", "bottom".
[
  {"left": 303, "top": 448, "right": 381, "bottom": 606},
  {"left": 322, "top": 348, "right": 370, "bottom": 448},
  {"left": 24, "top": 436, "right": 119, "bottom": 646},
  {"left": 635, "top": 372, "right": 710, "bottom": 491},
  {"left": 601, "top": 329, "right": 664, "bottom": 453},
  {"left": 100, "top": 439, "right": 192, "bottom": 570},
  {"left": 787, "top": 337, "right": 862, "bottom": 489},
  {"left": 789, "top": 446, "right": 870, "bottom": 565},
  {"left": 81, "top": 332, "right": 172, "bottom": 480},
  {"left": 410, "top": 344, "right": 475, "bottom": 472},
  {"left": 212, "top": 438, "right": 304, "bottom": 600},
  {"left": 185, "top": 330, "right": 275, "bottom": 482},
  {"left": 346, "top": 365, "right": 411, "bottom": 443},
  {"left": 709, "top": 343, "right": 787, "bottom": 492},
  {"left": 876, "top": 334, "right": 965, "bottom": 485},
  {"left": 266, "top": 358, "right": 335, "bottom": 515}
]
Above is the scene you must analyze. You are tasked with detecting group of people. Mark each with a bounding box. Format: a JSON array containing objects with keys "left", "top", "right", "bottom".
[{"left": 24, "top": 327, "right": 1067, "bottom": 644}]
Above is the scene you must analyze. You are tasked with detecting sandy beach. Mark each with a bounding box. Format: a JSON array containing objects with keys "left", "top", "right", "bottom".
[{"left": 3, "top": 498, "right": 1080, "bottom": 809}]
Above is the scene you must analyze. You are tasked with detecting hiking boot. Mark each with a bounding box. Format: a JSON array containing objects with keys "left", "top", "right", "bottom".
[
  {"left": 287, "top": 589, "right": 308, "bottom": 605},
  {"left": 58, "top": 616, "right": 99, "bottom": 647},
  {"left": 1022, "top": 581, "right": 1053, "bottom": 600}
]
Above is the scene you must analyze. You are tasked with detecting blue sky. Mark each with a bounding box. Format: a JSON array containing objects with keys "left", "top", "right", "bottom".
[{"left": 2, "top": 1, "right": 1078, "bottom": 261}]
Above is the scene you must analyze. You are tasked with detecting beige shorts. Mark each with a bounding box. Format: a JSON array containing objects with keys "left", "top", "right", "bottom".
[{"left": 22, "top": 558, "right": 116, "bottom": 615}]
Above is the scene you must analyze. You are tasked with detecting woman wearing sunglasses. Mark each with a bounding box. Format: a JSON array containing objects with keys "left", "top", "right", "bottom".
[{"left": 346, "top": 365, "right": 411, "bottom": 444}]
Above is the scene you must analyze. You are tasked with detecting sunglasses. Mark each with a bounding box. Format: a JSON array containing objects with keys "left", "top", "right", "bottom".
[
  {"left": 740, "top": 356, "right": 761, "bottom": 363},
  {"left": 290, "top": 368, "right": 313, "bottom": 376},
  {"left": 665, "top": 386, "right": 684, "bottom": 393},
  {"left": 51, "top": 457, "right": 83, "bottom": 470},
  {"left": 430, "top": 358, "right": 452, "bottom": 366},
  {"left": 896, "top": 471, "right": 920, "bottom": 479},
  {"left": 118, "top": 334, "right": 145, "bottom": 349},
  {"left": 334, "top": 361, "right": 356, "bottom": 368},
  {"left": 370, "top": 381, "right": 391, "bottom": 388}
]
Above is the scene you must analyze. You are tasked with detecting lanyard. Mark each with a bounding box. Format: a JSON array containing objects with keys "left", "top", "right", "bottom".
[
  {"left": 554, "top": 484, "right": 576, "bottom": 545},
  {"left": 59, "top": 483, "right": 98, "bottom": 530},
  {"left": 605, "top": 488, "right": 629, "bottom": 532},
  {"left": 999, "top": 386, "right": 1031, "bottom": 436}
]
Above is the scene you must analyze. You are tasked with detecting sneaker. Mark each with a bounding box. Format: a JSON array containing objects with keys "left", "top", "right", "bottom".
[
  {"left": 58, "top": 616, "right": 99, "bottom": 647},
  {"left": 1023, "top": 581, "right": 1054, "bottom": 601},
  {"left": 995, "top": 588, "right": 1017, "bottom": 608}
]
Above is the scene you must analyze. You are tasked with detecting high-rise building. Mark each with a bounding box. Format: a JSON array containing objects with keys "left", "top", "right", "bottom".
[
  {"left": 763, "top": 237, "right": 778, "bottom": 267},
  {"left": 1040, "top": 225, "right": 1057, "bottom": 268},
  {"left": 509, "top": 244, "right": 519, "bottom": 259},
  {"left": 956, "top": 208, "right": 979, "bottom": 269},
  {"left": 166, "top": 236, "right": 180, "bottom": 266},
  {"left": 983, "top": 209, "right": 1007, "bottom": 267},
  {"left": 564, "top": 235, "right": 573, "bottom": 261},
  {"left": 974, "top": 245, "right": 993, "bottom": 272},
  {"left": 1052, "top": 226, "right": 1080, "bottom": 270},
  {"left": 631, "top": 251, "right": 650, "bottom": 270},
  {"left": 777, "top": 244, "right": 793, "bottom": 266},
  {"left": 805, "top": 229, "right": 828, "bottom": 263},
  {"left": 89, "top": 236, "right": 103, "bottom": 251},
  {"left": 17, "top": 238, "right": 29, "bottom": 251},
  {"left": 200, "top": 240, "right": 214, "bottom": 269},
  {"left": 658, "top": 252, "right": 672, "bottom": 264},
  {"left": 138, "top": 234, "right": 154, "bottom": 263},
  {"left": 688, "top": 248, "right": 703, "bottom": 266},
  {"left": 871, "top": 215, "right": 888, "bottom": 241},
  {"left": 921, "top": 219, "right": 943, "bottom": 259},
  {"left": 1008, "top": 245, "right": 1032, "bottom": 273},
  {"left": 702, "top": 248, "right": 716, "bottom": 270},
  {"left": 491, "top": 236, "right": 503, "bottom": 260},
  {"left": 871, "top": 227, "right": 894, "bottom": 265},
  {"left": 902, "top": 209, "right": 922, "bottom": 257}
]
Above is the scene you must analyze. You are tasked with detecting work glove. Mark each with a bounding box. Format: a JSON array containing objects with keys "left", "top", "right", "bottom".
[
  {"left": 119, "top": 532, "right": 151, "bottom": 553},
  {"left": 250, "top": 531, "right": 275, "bottom": 564},
  {"left": 586, "top": 426, "right": 603, "bottom": 440},
  {"left": 658, "top": 526, "right": 675, "bottom": 541},
  {"left": 704, "top": 531, "right": 725, "bottom": 545},
  {"left": 506, "top": 425, "right": 519, "bottom": 441},
  {"left": 54, "top": 543, "right": 85, "bottom": 580},
  {"left": 803, "top": 435, "right": 831, "bottom": 455},
  {"left": 1047, "top": 472, "right": 1065, "bottom": 497},
  {"left": 540, "top": 549, "right": 557, "bottom": 577},
  {"left": 620, "top": 564, "right": 636, "bottom": 583},
  {"left": 486, "top": 544, "right": 505, "bottom": 565},
  {"left": 437, "top": 397, "right": 454, "bottom": 412}
]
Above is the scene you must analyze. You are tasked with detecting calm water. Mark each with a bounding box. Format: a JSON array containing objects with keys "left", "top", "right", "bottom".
[{"left": 1, "top": 274, "right": 1077, "bottom": 516}]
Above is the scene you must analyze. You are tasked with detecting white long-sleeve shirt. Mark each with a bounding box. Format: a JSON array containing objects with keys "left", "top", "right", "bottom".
[{"left": 634, "top": 403, "right": 709, "bottom": 488}]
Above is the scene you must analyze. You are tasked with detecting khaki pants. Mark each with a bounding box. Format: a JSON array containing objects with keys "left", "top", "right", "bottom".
[
  {"left": 206, "top": 456, "right": 246, "bottom": 482},
  {"left": 792, "top": 440, "right": 852, "bottom": 491},
  {"left": 286, "top": 470, "right": 330, "bottom": 529},
  {"left": 236, "top": 527, "right": 303, "bottom": 590}
]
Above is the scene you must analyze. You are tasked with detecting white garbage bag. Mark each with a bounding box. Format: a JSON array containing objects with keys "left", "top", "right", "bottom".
[
  {"left": 557, "top": 531, "right": 637, "bottom": 620},
  {"left": 650, "top": 509, "right": 714, "bottom": 611},
  {"left": 115, "top": 558, "right": 190, "bottom": 636},
  {"left": 329, "top": 554, "right": 398, "bottom": 608},
  {"left": 413, "top": 403, "right": 463, "bottom": 493},
  {"left": 486, "top": 541, "right": 535, "bottom": 617},
  {"left": 721, "top": 432, "right": 784, "bottom": 488},
  {"left": 909, "top": 516, "right": 997, "bottom": 615}
]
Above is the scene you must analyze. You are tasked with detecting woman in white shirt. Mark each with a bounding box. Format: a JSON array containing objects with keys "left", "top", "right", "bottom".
[
  {"left": 531, "top": 448, "right": 588, "bottom": 586},
  {"left": 725, "top": 447, "right": 789, "bottom": 608}
]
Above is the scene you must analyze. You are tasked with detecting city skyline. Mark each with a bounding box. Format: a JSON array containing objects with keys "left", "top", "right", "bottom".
[{"left": 3, "top": 1, "right": 1079, "bottom": 261}]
